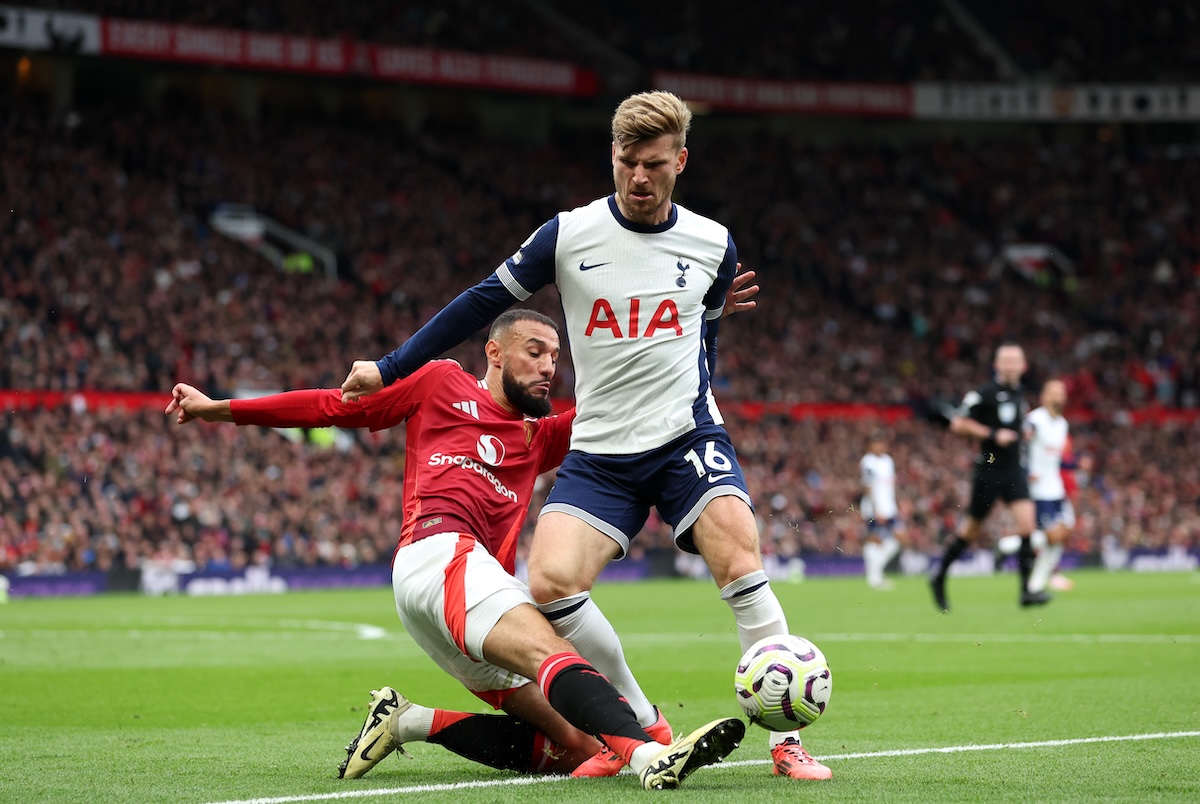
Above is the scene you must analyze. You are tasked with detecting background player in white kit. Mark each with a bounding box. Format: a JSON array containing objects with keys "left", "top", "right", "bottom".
[
  {"left": 1022, "top": 379, "right": 1073, "bottom": 600},
  {"left": 860, "top": 431, "right": 905, "bottom": 590},
  {"left": 341, "top": 91, "right": 831, "bottom": 781}
]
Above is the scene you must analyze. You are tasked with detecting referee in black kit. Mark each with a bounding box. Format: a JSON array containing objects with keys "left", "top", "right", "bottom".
[{"left": 930, "top": 342, "right": 1050, "bottom": 611}]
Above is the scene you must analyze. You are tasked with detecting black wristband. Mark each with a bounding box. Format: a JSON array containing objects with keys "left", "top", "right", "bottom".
[{"left": 988, "top": 428, "right": 997, "bottom": 440}]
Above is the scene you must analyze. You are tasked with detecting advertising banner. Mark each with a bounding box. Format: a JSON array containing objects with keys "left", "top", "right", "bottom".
[
  {"left": 0, "top": 5, "right": 596, "bottom": 97},
  {"left": 653, "top": 70, "right": 912, "bottom": 117},
  {"left": 913, "top": 83, "right": 1200, "bottom": 121}
]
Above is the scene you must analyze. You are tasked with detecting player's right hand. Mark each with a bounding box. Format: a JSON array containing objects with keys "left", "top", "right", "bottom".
[{"left": 341, "top": 360, "right": 384, "bottom": 402}]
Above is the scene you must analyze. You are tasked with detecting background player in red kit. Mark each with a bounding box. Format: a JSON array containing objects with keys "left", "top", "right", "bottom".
[{"left": 165, "top": 309, "right": 743, "bottom": 790}]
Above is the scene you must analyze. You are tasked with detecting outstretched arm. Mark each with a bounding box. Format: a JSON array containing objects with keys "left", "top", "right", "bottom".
[{"left": 167, "top": 383, "right": 376, "bottom": 429}]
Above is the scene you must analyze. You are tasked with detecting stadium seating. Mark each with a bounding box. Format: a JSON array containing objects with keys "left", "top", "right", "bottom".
[
  {"left": 25, "top": 1, "right": 1200, "bottom": 83},
  {"left": 3, "top": 27, "right": 1200, "bottom": 573}
]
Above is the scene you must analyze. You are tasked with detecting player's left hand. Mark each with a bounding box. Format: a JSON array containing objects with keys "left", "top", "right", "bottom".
[
  {"left": 165, "top": 383, "right": 225, "bottom": 424},
  {"left": 723, "top": 264, "right": 758, "bottom": 318}
]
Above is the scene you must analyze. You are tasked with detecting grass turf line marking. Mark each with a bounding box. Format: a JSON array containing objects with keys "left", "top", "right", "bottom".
[
  {"left": 623, "top": 631, "right": 1200, "bottom": 645},
  {"left": 0, "top": 618, "right": 389, "bottom": 641},
  {"left": 202, "top": 730, "right": 1200, "bottom": 804}
]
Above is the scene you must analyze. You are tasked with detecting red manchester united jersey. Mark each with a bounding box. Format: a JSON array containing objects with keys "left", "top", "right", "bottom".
[{"left": 229, "top": 360, "right": 574, "bottom": 572}]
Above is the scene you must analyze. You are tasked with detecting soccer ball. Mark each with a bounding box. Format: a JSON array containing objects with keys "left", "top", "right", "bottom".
[{"left": 734, "top": 634, "right": 831, "bottom": 731}]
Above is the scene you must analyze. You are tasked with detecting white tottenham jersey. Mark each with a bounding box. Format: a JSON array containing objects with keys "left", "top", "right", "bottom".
[
  {"left": 1025, "top": 406, "right": 1068, "bottom": 500},
  {"left": 495, "top": 196, "right": 737, "bottom": 454},
  {"left": 859, "top": 452, "right": 898, "bottom": 520}
]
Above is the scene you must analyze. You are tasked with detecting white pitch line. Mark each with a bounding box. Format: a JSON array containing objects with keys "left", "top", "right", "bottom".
[
  {"left": 202, "top": 730, "right": 1200, "bottom": 804},
  {"left": 0, "top": 629, "right": 374, "bottom": 642},
  {"left": 818, "top": 632, "right": 1200, "bottom": 645},
  {"left": 0, "top": 618, "right": 391, "bottom": 642},
  {"left": 621, "top": 631, "right": 1200, "bottom": 645},
  {"left": 726, "top": 729, "right": 1200, "bottom": 764},
  {"left": 10, "top": 630, "right": 1194, "bottom": 645}
]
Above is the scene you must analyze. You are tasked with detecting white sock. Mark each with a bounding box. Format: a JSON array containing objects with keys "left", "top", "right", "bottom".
[
  {"left": 1028, "top": 543, "right": 1063, "bottom": 593},
  {"left": 720, "top": 570, "right": 802, "bottom": 748},
  {"left": 390, "top": 702, "right": 435, "bottom": 743},
  {"left": 863, "top": 541, "right": 883, "bottom": 586},
  {"left": 538, "top": 592, "right": 658, "bottom": 727},
  {"left": 628, "top": 741, "right": 663, "bottom": 775},
  {"left": 997, "top": 534, "right": 1022, "bottom": 555},
  {"left": 720, "top": 570, "right": 788, "bottom": 649}
]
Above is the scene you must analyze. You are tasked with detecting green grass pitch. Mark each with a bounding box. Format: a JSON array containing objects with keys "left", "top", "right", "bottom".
[{"left": 2, "top": 571, "right": 1198, "bottom": 802}]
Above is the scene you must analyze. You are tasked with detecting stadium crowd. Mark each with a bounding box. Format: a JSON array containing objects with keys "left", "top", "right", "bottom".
[
  {"left": 962, "top": 0, "right": 1200, "bottom": 82},
  {"left": 17, "top": 0, "right": 995, "bottom": 81},
  {"left": 3, "top": 102, "right": 1200, "bottom": 576},
  {"left": 3, "top": 398, "right": 1197, "bottom": 577},
  {"left": 22, "top": 0, "right": 1200, "bottom": 83},
  {"left": 5, "top": 105, "right": 1199, "bottom": 411}
]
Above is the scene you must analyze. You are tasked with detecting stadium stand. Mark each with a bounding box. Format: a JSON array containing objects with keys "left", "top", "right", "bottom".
[
  {"left": 4, "top": 103, "right": 1198, "bottom": 411},
  {"left": 21, "top": 0, "right": 1002, "bottom": 81},
  {"left": 17, "top": 0, "right": 579, "bottom": 58},
  {"left": 961, "top": 0, "right": 1200, "bottom": 81},
  {"left": 547, "top": 0, "right": 1000, "bottom": 81},
  {"left": 19, "top": 0, "right": 1200, "bottom": 83},
  {"left": 3, "top": 4, "right": 1199, "bottom": 582}
]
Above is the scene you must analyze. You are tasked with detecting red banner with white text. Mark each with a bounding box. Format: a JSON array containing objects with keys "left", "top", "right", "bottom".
[{"left": 94, "top": 17, "right": 598, "bottom": 95}]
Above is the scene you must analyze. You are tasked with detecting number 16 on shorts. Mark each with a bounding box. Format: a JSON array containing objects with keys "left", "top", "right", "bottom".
[{"left": 684, "top": 440, "right": 736, "bottom": 484}]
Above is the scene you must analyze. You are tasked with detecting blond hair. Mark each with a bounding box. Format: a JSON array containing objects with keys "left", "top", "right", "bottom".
[{"left": 611, "top": 91, "right": 692, "bottom": 150}]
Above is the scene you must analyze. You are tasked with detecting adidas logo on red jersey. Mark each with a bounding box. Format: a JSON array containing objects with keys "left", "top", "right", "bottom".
[{"left": 451, "top": 400, "right": 479, "bottom": 419}]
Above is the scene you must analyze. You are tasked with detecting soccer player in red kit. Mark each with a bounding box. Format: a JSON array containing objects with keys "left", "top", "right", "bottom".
[{"left": 166, "top": 309, "right": 743, "bottom": 790}]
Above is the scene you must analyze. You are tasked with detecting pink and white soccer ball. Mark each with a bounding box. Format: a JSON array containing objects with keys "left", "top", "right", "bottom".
[{"left": 734, "top": 634, "right": 832, "bottom": 731}]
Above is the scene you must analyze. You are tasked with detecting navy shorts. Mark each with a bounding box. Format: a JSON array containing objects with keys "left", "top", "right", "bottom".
[
  {"left": 541, "top": 423, "right": 753, "bottom": 558},
  {"left": 866, "top": 516, "right": 903, "bottom": 539},
  {"left": 1035, "top": 499, "right": 1067, "bottom": 530}
]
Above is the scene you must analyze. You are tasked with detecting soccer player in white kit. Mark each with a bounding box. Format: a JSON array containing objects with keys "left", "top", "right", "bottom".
[
  {"left": 342, "top": 91, "right": 831, "bottom": 781},
  {"left": 1023, "top": 379, "right": 1072, "bottom": 599},
  {"left": 860, "top": 431, "right": 904, "bottom": 590}
]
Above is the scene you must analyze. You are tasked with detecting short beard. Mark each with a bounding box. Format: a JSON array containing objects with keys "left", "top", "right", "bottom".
[{"left": 502, "top": 368, "right": 552, "bottom": 418}]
